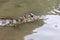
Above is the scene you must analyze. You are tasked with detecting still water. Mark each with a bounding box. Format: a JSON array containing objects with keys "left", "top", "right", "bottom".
[{"left": 0, "top": 0, "right": 60, "bottom": 40}]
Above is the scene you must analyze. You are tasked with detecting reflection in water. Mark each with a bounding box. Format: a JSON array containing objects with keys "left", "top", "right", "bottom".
[{"left": 24, "top": 15, "right": 60, "bottom": 40}]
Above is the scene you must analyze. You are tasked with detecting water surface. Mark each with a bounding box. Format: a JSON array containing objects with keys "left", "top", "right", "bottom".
[{"left": 0, "top": 0, "right": 59, "bottom": 40}]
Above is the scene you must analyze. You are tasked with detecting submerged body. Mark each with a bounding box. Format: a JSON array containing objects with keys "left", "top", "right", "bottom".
[{"left": 0, "top": 13, "right": 40, "bottom": 27}]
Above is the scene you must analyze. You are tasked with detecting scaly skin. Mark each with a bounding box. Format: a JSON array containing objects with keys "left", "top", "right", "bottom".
[{"left": 0, "top": 13, "right": 40, "bottom": 27}]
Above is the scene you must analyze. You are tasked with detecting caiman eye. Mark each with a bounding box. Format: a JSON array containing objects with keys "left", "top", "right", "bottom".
[{"left": 31, "top": 15, "right": 33, "bottom": 17}]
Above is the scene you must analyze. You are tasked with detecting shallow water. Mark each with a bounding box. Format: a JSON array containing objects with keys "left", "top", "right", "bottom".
[{"left": 0, "top": 0, "right": 60, "bottom": 40}]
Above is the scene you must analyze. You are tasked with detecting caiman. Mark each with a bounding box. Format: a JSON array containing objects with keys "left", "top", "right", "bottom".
[{"left": 0, "top": 13, "right": 40, "bottom": 27}]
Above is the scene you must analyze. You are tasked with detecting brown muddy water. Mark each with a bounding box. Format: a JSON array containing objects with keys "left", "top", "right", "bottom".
[{"left": 0, "top": 0, "right": 59, "bottom": 40}]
